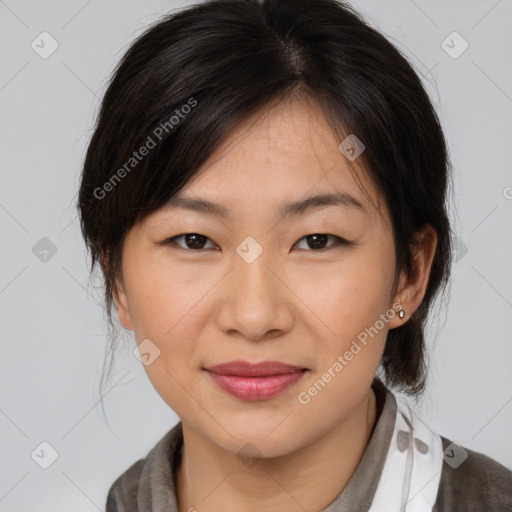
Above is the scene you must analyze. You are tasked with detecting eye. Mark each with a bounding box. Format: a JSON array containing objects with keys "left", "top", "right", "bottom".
[
  {"left": 160, "top": 232, "right": 350, "bottom": 252},
  {"left": 293, "top": 233, "right": 349, "bottom": 251},
  {"left": 166, "top": 233, "right": 218, "bottom": 250}
]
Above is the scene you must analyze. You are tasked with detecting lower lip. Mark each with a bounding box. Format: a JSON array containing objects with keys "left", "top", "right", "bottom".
[{"left": 205, "top": 370, "right": 306, "bottom": 400}]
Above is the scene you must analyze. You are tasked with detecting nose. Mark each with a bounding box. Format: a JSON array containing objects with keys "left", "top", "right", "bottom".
[{"left": 215, "top": 246, "right": 295, "bottom": 342}]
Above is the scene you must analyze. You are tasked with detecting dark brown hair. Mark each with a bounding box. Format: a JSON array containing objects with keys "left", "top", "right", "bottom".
[{"left": 78, "top": 0, "right": 453, "bottom": 397}]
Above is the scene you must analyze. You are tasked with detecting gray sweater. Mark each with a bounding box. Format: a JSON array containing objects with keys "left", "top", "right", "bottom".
[{"left": 106, "top": 380, "right": 512, "bottom": 511}]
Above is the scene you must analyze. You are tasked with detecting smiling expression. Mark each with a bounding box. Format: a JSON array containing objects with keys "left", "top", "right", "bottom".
[{"left": 113, "top": 96, "right": 414, "bottom": 457}]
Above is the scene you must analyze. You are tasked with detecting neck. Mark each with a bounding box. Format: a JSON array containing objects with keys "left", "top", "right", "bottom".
[{"left": 176, "top": 387, "right": 377, "bottom": 512}]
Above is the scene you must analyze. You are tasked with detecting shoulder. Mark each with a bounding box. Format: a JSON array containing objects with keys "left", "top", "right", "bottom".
[
  {"left": 104, "top": 422, "right": 183, "bottom": 512},
  {"left": 434, "top": 435, "right": 512, "bottom": 512},
  {"left": 106, "top": 458, "right": 146, "bottom": 512}
]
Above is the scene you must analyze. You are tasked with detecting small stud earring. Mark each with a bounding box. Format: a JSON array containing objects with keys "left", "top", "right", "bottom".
[{"left": 398, "top": 310, "right": 405, "bottom": 319}]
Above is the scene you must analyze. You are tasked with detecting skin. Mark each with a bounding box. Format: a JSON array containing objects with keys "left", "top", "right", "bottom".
[{"left": 112, "top": 96, "right": 437, "bottom": 512}]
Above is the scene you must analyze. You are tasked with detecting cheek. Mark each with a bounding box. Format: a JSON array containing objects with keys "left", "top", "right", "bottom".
[
  {"left": 122, "top": 251, "right": 228, "bottom": 395},
  {"left": 123, "top": 249, "right": 217, "bottom": 338},
  {"left": 288, "top": 249, "right": 395, "bottom": 348},
  {"left": 290, "top": 255, "right": 392, "bottom": 424},
  {"left": 122, "top": 254, "right": 214, "bottom": 413}
]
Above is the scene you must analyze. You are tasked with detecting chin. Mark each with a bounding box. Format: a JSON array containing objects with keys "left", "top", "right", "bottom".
[{"left": 204, "top": 415, "right": 311, "bottom": 459}]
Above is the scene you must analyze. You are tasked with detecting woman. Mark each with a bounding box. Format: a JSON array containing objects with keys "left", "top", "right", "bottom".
[{"left": 77, "top": 0, "right": 512, "bottom": 510}]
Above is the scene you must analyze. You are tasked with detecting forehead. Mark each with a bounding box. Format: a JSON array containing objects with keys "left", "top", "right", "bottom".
[
  {"left": 146, "top": 97, "right": 390, "bottom": 235},
  {"left": 156, "top": 97, "right": 389, "bottom": 229}
]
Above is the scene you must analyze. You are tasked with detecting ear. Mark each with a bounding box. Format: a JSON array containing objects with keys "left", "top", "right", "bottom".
[
  {"left": 100, "top": 252, "right": 134, "bottom": 331},
  {"left": 112, "top": 276, "right": 134, "bottom": 331},
  {"left": 388, "top": 224, "right": 438, "bottom": 328}
]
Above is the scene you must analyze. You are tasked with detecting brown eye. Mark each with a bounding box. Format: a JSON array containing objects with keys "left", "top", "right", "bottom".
[
  {"left": 293, "top": 234, "right": 348, "bottom": 251},
  {"left": 168, "top": 233, "right": 218, "bottom": 250}
]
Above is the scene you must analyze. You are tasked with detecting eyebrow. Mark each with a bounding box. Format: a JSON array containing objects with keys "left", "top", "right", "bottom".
[{"left": 163, "top": 191, "right": 365, "bottom": 221}]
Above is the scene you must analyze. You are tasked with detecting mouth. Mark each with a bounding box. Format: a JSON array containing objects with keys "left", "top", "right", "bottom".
[{"left": 203, "top": 360, "right": 308, "bottom": 400}]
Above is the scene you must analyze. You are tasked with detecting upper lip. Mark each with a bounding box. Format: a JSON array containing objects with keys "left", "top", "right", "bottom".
[{"left": 204, "top": 360, "right": 307, "bottom": 377}]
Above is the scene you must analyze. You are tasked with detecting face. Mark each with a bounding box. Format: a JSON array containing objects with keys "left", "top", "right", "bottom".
[{"left": 114, "top": 97, "right": 417, "bottom": 458}]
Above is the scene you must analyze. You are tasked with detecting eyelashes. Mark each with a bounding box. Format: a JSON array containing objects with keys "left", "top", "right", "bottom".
[
  {"left": 294, "top": 233, "right": 350, "bottom": 251},
  {"left": 167, "top": 233, "right": 218, "bottom": 250},
  {"left": 160, "top": 233, "right": 351, "bottom": 252}
]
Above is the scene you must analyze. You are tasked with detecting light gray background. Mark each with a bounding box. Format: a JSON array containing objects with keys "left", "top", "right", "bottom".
[{"left": 1, "top": 0, "right": 511, "bottom": 510}]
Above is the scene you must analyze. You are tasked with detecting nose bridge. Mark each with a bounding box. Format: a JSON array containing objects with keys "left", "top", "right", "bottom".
[
  {"left": 233, "top": 233, "right": 275, "bottom": 282},
  {"left": 234, "top": 243, "right": 272, "bottom": 292},
  {"left": 233, "top": 237, "right": 276, "bottom": 307}
]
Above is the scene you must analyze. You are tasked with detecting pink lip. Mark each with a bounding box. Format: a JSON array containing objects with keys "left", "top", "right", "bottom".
[{"left": 204, "top": 360, "right": 308, "bottom": 400}]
